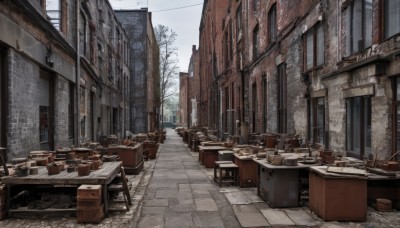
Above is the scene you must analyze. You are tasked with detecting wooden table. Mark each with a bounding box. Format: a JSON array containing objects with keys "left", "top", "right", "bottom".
[
  {"left": 234, "top": 154, "right": 258, "bottom": 188},
  {"left": 308, "top": 166, "right": 367, "bottom": 222},
  {"left": 1, "top": 161, "right": 122, "bottom": 216},
  {"left": 254, "top": 158, "right": 312, "bottom": 208},
  {"left": 198, "top": 146, "right": 227, "bottom": 168}
]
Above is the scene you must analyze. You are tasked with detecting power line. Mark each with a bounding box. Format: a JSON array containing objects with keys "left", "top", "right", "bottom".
[{"left": 152, "top": 3, "right": 203, "bottom": 13}]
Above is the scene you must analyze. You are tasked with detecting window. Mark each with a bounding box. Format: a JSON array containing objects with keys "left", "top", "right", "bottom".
[
  {"left": 393, "top": 78, "right": 400, "bottom": 157},
  {"left": 236, "top": 4, "right": 242, "bottom": 40},
  {"left": 268, "top": 4, "right": 277, "bottom": 44},
  {"left": 253, "top": 25, "right": 259, "bottom": 59},
  {"left": 80, "top": 12, "right": 87, "bottom": 56},
  {"left": 277, "top": 63, "right": 287, "bottom": 133},
  {"left": 304, "top": 23, "right": 324, "bottom": 71},
  {"left": 229, "top": 20, "right": 233, "bottom": 59},
  {"left": 253, "top": 0, "right": 259, "bottom": 11},
  {"left": 345, "top": 0, "right": 373, "bottom": 55},
  {"left": 385, "top": 0, "right": 400, "bottom": 38},
  {"left": 252, "top": 83, "right": 257, "bottom": 133},
  {"left": 39, "top": 73, "right": 51, "bottom": 144},
  {"left": 262, "top": 76, "right": 267, "bottom": 132},
  {"left": 68, "top": 84, "right": 74, "bottom": 140},
  {"left": 46, "top": 0, "right": 61, "bottom": 30},
  {"left": 0, "top": 48, "right": 5, "bottom": 150},
  {"left": 346, "top": 96, "right": 372, "bottom": 159},
  {"left": 225, "top": 86, "right": 229, "bottom": 133},
  {"left": 308, "top": 97, "right": 326, "bottom": 145}
]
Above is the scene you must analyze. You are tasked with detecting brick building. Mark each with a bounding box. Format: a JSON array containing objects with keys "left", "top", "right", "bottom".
[
  {"left": 0, "top": 0, "right": 158, "bottom": 161},
  {"left": 199, "top": 0, "right": 229, "bottom": 131},
  {"left": 199, "top": 0, "right": 400, "bottom": 160},
  {"left": 179, "top": 45, "right": 200, "bottom": 128},
  {"left": 115, "top": 9, "right": 160, "bottom": 134}
]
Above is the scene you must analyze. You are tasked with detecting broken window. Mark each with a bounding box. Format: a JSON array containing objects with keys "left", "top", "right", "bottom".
[
  {"left": 46, "top": 0, "right": 61, "bottom": 30},
  {"left": 344, "top": 0, "right": 372, "bottom": 55},
  {"left": 253, "top": 25, "right": 259, "bottom": 59},
  {"left": 277, "top": 63, "right": 287, "bottom": 133},
  {"left": 304, "top": 23, "right": 324, "bottom": 71},
  {"left": 385, "top": 0, "right": 400, "bottom": 38},
  {"left": 268, "top": 4, "right": 277, "bottom": 44},
  {"left": 308, "top": 97, "right": 326, "bottom": 145},
  {"left": 346, "top": 96, "right": 372, "bottom": 159}
]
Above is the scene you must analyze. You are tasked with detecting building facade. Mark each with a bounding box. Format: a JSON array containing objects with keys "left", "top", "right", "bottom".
[
  {"left": 0, "top": 0, "right": 159, "bottom": 161},
  {"left": 115, "top": 9, "right": 160, "bottom": 134},
  {"left": 199, "top": 0, "right": 400, "bottom": 160},
  {"left": 179, "top": 45, "right": 200, "bottom": 128}
]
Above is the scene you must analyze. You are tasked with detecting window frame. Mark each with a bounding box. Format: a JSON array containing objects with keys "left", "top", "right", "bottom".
[
  {"left": 277, "top": 63, "right": 287, "bottom": 133},
  {"left": 344, "top": 0, "right": 373, "bottom": 56},
  {"left": 346, "top": 96, "right": 372, "bottom": 159},
  {"left": 384, "top": 0, "right": 400, "bottom": 39},
  {"left": 253, "top": 24, "right": 259, "bottom": 60},
  {"left": 304, "top": 23, "right": 325, "bottom": 72},
  {"left": 268, "top": 4, "right": 277, "bottom": 44},
  {"left": 236, "top": 4, "right": 242, "bottom": 41},
  {"left": 308, "top": 97, "right": 326, "bottom": 145}
]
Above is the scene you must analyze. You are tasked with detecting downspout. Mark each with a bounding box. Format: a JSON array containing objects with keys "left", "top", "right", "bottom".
[{"left": 75, "top": 0, "right": 81, "bottom": 146}]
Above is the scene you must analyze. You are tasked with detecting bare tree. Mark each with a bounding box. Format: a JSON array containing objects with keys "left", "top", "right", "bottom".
[{"left": 155, "top": 25, "right": 179, "bottom": 130}]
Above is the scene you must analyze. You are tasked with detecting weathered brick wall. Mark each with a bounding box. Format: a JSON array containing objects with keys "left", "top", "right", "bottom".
[{"left": 7, "top": 49, "right": 42, "bottom": 158}]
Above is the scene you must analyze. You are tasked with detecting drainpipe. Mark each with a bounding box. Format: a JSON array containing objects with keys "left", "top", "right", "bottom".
[{"left": 75, "top": 0, "right": 81, "bottom": 146}]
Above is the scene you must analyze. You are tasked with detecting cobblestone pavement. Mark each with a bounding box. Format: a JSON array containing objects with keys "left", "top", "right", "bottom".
[{"left": 1, "top": 129, "right": 400, "bottom": 227}]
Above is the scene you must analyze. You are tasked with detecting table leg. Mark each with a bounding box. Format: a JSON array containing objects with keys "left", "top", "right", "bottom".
[{"left": 103, "top": 183, "right": 108, "bottom": 215}]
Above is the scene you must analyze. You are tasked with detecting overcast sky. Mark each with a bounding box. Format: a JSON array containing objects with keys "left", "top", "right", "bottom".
[{"left": 109, "top": 0, "right": 203, "bottom": 72}]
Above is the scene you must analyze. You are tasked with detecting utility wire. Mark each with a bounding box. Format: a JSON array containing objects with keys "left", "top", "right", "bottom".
[{"left": 152, "top": 3, "right": 203, "bottom": 13}]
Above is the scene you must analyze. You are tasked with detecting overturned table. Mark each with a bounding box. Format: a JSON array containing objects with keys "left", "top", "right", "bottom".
[{"left": 1, "top": 161, "right": 122, "bottom": 217}]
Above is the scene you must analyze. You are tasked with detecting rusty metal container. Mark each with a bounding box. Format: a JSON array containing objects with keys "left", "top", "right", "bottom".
[
  {"left": 77, "top": 164, "right": 90, "bottom": 176},
  {"left": 309, "top": 170, "right": 367, "bottom": 221},
  {"left": 258, "top": 167, "right": 299, "bottom": 207}
]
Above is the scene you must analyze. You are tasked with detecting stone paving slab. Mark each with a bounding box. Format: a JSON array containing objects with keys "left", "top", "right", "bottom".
[
  {"left": 137, "top": 215, "right": 164, "bottom": 228},
  {"left": 164, "top": 212, "right": 193, "bottom": 228},
  {"left": 144, "top": 199, "right": 169, "bottom": 207},
  {"left": 192, "top": 211, "right": 225, "bottom": 228},
  {"left": 261, "top": 209, "right": 295, "bottom": 226},
  {"left": 195, "top": 198, "right": 218, "bottom": 211},
  {"left": 142, "top": 206, "right": 168, "bottom": 215},
  {"left": 224, "top": 191, "right": 253, "bottom": 205},
  {"left": 233, "top": 205, "right": 270, "bottom": 227},
  {"left": 285, "top": 209, "right": 321, "bottom": 226}
]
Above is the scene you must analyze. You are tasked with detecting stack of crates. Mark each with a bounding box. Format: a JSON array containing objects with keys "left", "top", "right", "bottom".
[{"left": 77, "top": 185, "right": 104, "bottom": 223}]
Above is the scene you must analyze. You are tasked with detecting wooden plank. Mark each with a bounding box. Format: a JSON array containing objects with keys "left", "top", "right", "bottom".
[{"left": 327, "top": 166, "right": 369, "bottom": 176}]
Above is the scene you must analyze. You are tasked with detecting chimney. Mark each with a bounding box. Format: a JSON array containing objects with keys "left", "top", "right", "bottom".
[{"left": 192, "top": 45, "right": 196, "bottom": 53}]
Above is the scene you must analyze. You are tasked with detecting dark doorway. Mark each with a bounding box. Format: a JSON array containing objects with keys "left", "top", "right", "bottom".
[{"left": 39, "top": 69, "right": 55, "bottom": 150}]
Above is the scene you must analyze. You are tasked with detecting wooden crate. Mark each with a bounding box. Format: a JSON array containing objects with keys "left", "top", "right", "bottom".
[
  {"left": 77, "top": 185, "right": 102, "bottom": 199},
  {"left": 77, "top": 205, "right": 104, "bottom": 223},
  {"left": 77, "top": 197, "right": 102, "bottom": 208}
]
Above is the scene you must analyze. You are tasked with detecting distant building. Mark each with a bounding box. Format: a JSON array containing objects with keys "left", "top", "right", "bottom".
[
  {"left": 179, "top": 45, "right": 200, "bottom": 128},
  {"left": 115, "top": 8, "right": 160, "bottom": 134}
]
